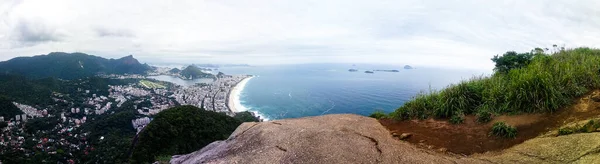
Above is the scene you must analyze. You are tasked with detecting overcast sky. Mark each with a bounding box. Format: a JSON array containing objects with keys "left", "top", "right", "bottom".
[{"left": 1, "top": 0, "right": 599, "bottom": 70}]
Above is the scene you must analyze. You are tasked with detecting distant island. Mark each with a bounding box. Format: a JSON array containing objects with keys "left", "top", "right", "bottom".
[
  {"left": 364, "top": 71, "right": 374, "bottom": 74},
  {"left": 404, "top": 65, "right": 413, "bottom": 69},
  {"left": 374, "top": 70, "right": 399, "bottom": 72},
  {"left": 348, "top": 69, "right": 358, "bottom": 72}
]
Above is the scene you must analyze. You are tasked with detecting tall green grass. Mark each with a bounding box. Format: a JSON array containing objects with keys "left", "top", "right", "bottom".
[{"left": 389, "top": 48, "right": 600, "bottom": 121}]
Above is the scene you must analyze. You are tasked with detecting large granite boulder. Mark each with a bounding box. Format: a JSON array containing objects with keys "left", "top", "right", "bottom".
[
  {"left": 170, "top": 114, "right": 483, "bottom": 164},
  {"left": 170, "top": 114, "right": 600, "bottom": 164}
]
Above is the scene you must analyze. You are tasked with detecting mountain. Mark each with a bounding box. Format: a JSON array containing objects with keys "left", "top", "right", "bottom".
[
  {"left": 180, "top": 65, "right": 215, "bottom": 79},
  {"left": 0, "top": 52, "right": 152, "bottom": 80},
  {"left": 168, "top": 68, "right": 181, "bottom": 74}
]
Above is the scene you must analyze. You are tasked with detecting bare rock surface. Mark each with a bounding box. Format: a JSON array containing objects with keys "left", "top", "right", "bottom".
[
  {"left": 170, "top": 114, "right": 483, "bottom": 164},
  {"left": 476, "top": 132, "right": 600, "bottom": 163},
  {"left": 170, "top": 114, "right": 600, "bottom": 164}
]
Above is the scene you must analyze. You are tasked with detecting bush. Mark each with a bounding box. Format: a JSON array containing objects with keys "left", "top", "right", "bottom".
[
  {"left": 490, "top": 122, "right": 517, "bottom": 138},
  {"left": 558, "top": 127, "right": 574, "bottom": 135},
  {"left": 369, "top": 111, "right": 387, "bottom": 119},
  {"left": 449, "top": 113, "right": 464, "bottom": 124},
  {"left": 234, "top": 111, "right": 260, "bottom": 122},
  {"left": 476, "top": 109, "right": 493, "bottom": 123}
]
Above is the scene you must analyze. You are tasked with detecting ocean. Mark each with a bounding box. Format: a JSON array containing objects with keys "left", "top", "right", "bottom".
[{"left": 217, "top": 64, "right": 489, "bottom": 121}]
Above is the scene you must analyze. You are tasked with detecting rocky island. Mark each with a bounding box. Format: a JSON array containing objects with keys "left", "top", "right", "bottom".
[{"left": 374, "top": 69, "right": 400, "bottom": 72}]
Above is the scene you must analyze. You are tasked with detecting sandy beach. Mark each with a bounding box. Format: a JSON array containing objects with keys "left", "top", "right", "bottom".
[{"left": 228, "top": 76, "right": 253, "bottom": 113}]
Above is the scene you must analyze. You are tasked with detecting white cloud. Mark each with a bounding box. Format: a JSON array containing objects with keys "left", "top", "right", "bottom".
[{"left": 0, "top": 0, "right": 599, "bottom": 70}]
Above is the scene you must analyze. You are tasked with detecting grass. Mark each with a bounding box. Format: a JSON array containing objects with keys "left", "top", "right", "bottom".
[
  {"left": 140, "top": 79, "right": 166, "bottom": 89},
  {"left": 449, "top": 113, "right": 464, "bottom": 124},
  {"left": 369, "top": 111, "right": 387, "bottom": 119},
  {"left": 558, "top": 119, "right": 600, "bottom": 136},
  {"left": 490, "top": 122, "right": 518, "bottom": 138},
  {"left": 384, "top": 48, "right": 600, "bottom": 121}
]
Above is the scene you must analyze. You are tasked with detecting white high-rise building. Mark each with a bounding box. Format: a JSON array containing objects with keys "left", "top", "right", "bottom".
[{"left": 21, "top": 114, "right": 27, "bottom": 122}]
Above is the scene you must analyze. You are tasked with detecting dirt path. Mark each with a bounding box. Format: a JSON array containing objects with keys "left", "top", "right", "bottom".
[{"left": 380, "top": 90, "right": 600, "bottom": 155}]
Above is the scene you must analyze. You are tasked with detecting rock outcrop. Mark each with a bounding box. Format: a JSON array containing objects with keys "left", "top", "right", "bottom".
[
  {"left": 476, "top": 133, "right": 600, "bottom": 163},
  {"left": 170, "top": 114, "right": 600, "bottom": 164},
  {"left": 170, "top": 114, "right": 483, "bottom": 164}
]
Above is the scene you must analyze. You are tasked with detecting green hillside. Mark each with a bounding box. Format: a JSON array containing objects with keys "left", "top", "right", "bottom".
[
  {"left": 0, "top": 96, "right": 23, "bottom": 119},
  {"left": 130, "top": 105, "right": 242, "bottom": 163},
  {"left": 387, "top": 48, "right": 600, "bottom": 121},
  {"left": 180, "top": 65, "right": 215, "bottom": 79},
  {"left": 0, "top": 52, "right": 152, "bottom": 80}
]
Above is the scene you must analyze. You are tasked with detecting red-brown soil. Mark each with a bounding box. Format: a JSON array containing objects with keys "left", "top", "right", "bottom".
[{"left": 380, "top": 90, "right": 600, "bottom": 155}]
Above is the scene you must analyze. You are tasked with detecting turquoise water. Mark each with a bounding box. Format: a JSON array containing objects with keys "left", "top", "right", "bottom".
[{"left": 218, "top": 64, "right": 488, "bottom": 120}]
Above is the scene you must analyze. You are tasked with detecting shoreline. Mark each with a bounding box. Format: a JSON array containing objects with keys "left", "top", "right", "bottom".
[{"left": 228, "top": 76, "right": 253, "bottom": 113}]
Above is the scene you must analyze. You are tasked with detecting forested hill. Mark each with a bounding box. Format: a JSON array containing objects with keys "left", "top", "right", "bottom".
[{"left": 0, "top": 52, "right": 152, "bottom": 80}]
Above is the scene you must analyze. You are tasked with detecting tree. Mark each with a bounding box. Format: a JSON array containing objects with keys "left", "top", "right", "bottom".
[
  {"left": 491, "top": 51, "right": 534, "bottom": 73},
  {"left": 532, "top": 47, "right": 544, "bottom": 54}
]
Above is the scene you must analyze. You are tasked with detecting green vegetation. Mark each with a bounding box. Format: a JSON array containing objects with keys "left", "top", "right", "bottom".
[
  {"left": 0, "top": 74, "right": 138, "bottom": 106},
  {"left": 558, "top": 119, "right": 600, "bottom": 136},
  {"left": 140, "top": 79, "right": 166, "bottom": 89},
  {"left": 490, "top": 122, "right": 517, "bottom": 138},
  {"left": 234, "top": 111, "right": 261, "bottom": 122},
  {"left": 384, "top": 48, "right": 600, "bottom": 122},
  {"left": 180, "top": 65, "right": 215, "bottom": 79},
  {"left": 449, "top": 114, "right": 464, "bottom": 124},
  {"left": 155, "top": 155, "right": 172, "bottom": 164},
  {"left": 81, "top": 101, "right": 139, "bottom": 163},
  {"left": 491, "top": 51, "right": 534, "bottom": 73},
  {"left": 0, "top": 96, "right": 23, "bottom": 119},
  {"left": 0, "top": 52, "right": 151, "bottom": 80},
  {"left": 130, "top": 105, "right": 243, "bottom": 163},
  {"left": 369, "top": 111, "right": 387, "bottom": 119},
  {"left": 476, "top": 110, "right": 493, "bottom": 123}
]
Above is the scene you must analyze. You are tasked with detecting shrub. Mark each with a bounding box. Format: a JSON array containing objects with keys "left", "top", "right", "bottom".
[
  {"left": 449, "top": 113, "right": 464, "bottom": 124},
  {"left": 476, "top": 109, "right": 493, "bottom": 123},
  {"left": 490, "top": 122, "right": 517, "bottom": 138},
  {"left": 369, "top": 111, "right": 387, "bottom": 119},
  {"left": 390, "top": 106, "right": 411, "bottom": 121},
  {"left": 558, "top": 127, "right": 574, "bottom": 135}
]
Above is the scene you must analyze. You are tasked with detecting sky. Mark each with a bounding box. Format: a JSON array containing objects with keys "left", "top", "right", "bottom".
[{"left": 1, "top": 0, "right": 600, "bottom": 70}]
